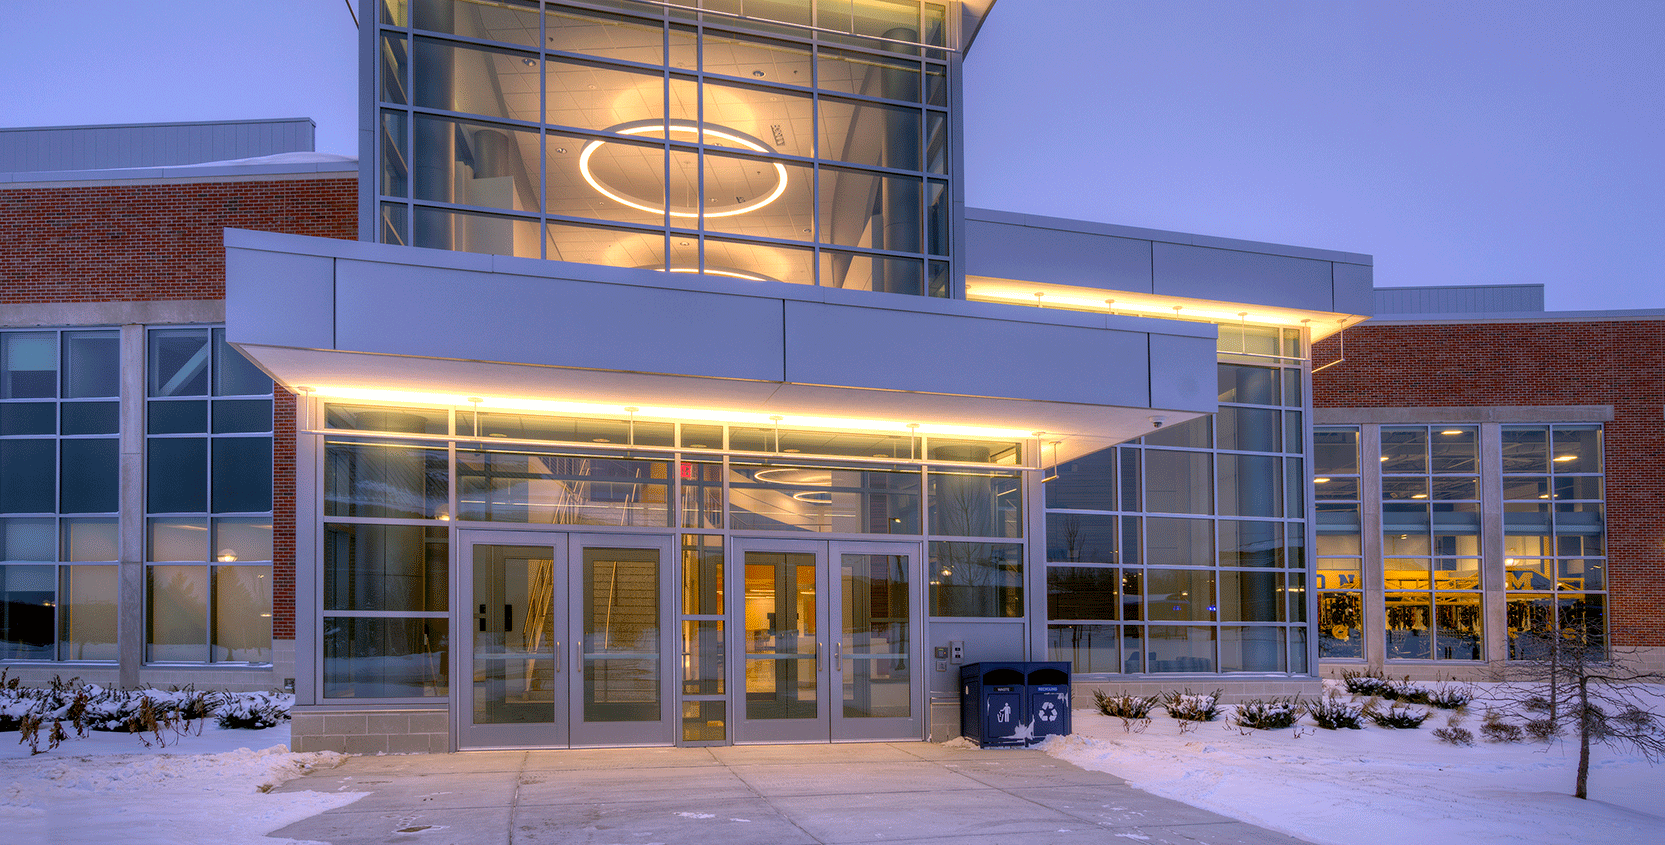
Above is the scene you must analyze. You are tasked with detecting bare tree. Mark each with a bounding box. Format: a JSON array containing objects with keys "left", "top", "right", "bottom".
[{"left": 1496, "top": 621, "right": 1665, "bottom": 800}]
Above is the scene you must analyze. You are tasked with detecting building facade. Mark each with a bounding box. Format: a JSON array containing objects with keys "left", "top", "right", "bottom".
[{"left": 1312, "top": 286, "right": 1665, "bottom": 678}]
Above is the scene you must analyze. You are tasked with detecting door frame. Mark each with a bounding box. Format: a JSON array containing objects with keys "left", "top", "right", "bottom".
[{"left": 729, "top": 536, "right": 925, "bottom": 744}]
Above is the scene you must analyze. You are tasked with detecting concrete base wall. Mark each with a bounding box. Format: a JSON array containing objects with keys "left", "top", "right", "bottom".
[{"left": 290, "top": 706, "right": 450, "bottom": 754}]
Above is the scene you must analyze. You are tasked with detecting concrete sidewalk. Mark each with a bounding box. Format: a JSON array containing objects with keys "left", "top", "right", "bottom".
[{"left": 270, "top": 742, "right": 1312, "bottom": 845}]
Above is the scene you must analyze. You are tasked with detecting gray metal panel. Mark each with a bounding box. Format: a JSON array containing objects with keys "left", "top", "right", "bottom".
[
  {"left": 782, "top": 300, "right": 1160, "bottom": 408},
  {"left": 331, "top": 259, "right": 788, "bottom": 381},
  {"left": 964, "top": 207, "right": 1374, "bottom": 266},
  {"left": 1147, "top": 331, "right": 1219, "bottom": 412},
  {"left": 962, "top": 218, "right": 1153, "bottom": 293},
  {"left": 1374, "top": 284, "right": 1545, "bottom": 315},
  {"left": 1152, "top": 242, "right": 1335, "bottom": 311},
  {"left": 224, "top": 247, "right": 335, "bottom": 350},
  {"left": 1332, "top": 262, "right": 1375, "bottom": 316},
  {"left": 0, "top": 119, "right": 315, "bottom": 172}
]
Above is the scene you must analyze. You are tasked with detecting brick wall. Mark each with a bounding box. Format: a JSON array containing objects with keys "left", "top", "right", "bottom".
[
  {"left": 1313, "top": 320, "right": 1665, "bottom": 648},
  {"left": 1, "top": 177, "right": 356, "bottom": 303},
  {"left": 2, "top": 175, "right": 356, "bottom": 639}
]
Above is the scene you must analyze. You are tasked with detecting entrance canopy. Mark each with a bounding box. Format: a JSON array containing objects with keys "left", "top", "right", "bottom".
[{"left": 224, "top": 229, "right": 1218, "bottom": 461}]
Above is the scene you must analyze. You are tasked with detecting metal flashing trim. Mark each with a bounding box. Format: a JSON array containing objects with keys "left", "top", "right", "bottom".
[
  {"left": 1313, "top": 406, "right": 1615, "bottom": 425},
  {"left": 963, "top": 206, "right": 1374, "bottom": 266}
]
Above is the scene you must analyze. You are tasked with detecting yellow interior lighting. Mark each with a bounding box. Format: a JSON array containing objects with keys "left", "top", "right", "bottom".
[
  {"left": 965, "top": 277, "right": 1366, "bottom": 340},
  {"left": 579, "top": 122, "right": 789, "bottom": 219}
]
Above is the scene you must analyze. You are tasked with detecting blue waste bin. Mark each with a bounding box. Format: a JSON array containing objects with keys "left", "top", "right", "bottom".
[
  {"left": 1026, "top": 662, "right": 1072, "bottom": 742},
  {"left": 960, "top": 663, "right": 1029, "bottom": 748}
]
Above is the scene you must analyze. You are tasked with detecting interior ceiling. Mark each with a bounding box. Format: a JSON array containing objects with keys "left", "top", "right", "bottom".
[{"left": 243, "top": 345, "right": 1202, "bottom": 463}]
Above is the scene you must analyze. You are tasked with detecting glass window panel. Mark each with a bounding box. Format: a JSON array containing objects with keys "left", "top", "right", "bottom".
[
  {"left": 547, "top": 5, "right": 667, "bottom": 63},
  {"left": 1385, "top": 558, "right": 1430, "bottom": 590},
  {"left": 58, "top": 439, "right": 117, "bottom": 514},
  {"left": 1552, "top": 425, "right": 1602, "bottom": 474},
  {"left": 680, "top": 461, "right": 724, "bottom": 529},
  {"left": 1143, "top": 416, "right": 1210, "bottom": 449},
  {"left": 1047, "top": 566, "right": 1119, "bottom": 621},
  {"left": 1048, "top": 624, "right": 1121, "bottom": 673},
  {"left": 213, "top": 517, "right": 272, "bottom": 562},
  {"left": 1286, "top": 528, "right": 1306, "bottom": 571},
  {"left": 1283, "top": 411, "right": 1303, "bottom": 454},
  {"left": 1506, "top": 595, "right": 1554, "bottom": 659},
  {"left": 412, "top": 114, "right": 542, "bottom": 213},
  {"left": 458, "top": 449, "right": 670, "bottom": 526},
  {"left": 1119, "top": 447, "right": 1141, "bottom": 511},
  {"left": 548, "top": 130, "right": 667, "bottom": 226},
  {"left": 680, "top": 424, "right": 723, "bottom": 450},
  {"left": 323, "top": 523, "right": 449, "bottom": 613},
  {"left": 704, "top": 237, "right": 815, "bottom": 285},
  {"left": 1384, "top": 592, "right": 1433, "bottom": 660},
  {"left": 1313, "top": 477, "right": 1358, "bottom": 501},
  {"left": 1434, "top": 558, "right": 1481, "bottom": 590},
  {"left": 2, "top": 332, "right": 56, "bottom": 399},
  {"left": 149, "top": 400, "right": 207, "bottom": 434},
  {"left": 0, "top": 564, "right": 55, "bottom": 659},
  {"left": 1554, "top": 475, "right": 1603, "bottom": 501},
  {"left": 1316, "top": 557, "right": 1361, "bottom": 590},
  {"left": 702, "top": 28, "right": 811, "bottom": 84},
  {"left": 62, "top": 518, "right": 117, "bottom": 562},
  {"left": 412, "top": 207, "right": 541, "bottom": 258},
  {"left": 1217, "top": 364, "right": 1277, "bottom": 405},
  {"left": 0, "top": 440, "right": 55, "bottom": 513},
  {"left": 1316, "top": 502, "right": 1360, "bottom": 538},
  {"left": 1120, "top": 516, "right": 1141, "bottom": 569},
  {"left": 698, "top": 151, "right": 814, "bottom": 243},
  {"left": 1216, "top": 407, "right": 1278, "bottom": 453},
  {"left": 541, "top": 218, "right": 664, "bottom": 267},
  {"left": 1144, "top": 517, "right": 1213, "bottom": 567},
  {"left": 1287, "top": 571, "right": 1308, "bottom": 621},
  {"left": 147, "top": 565, "right": 207, "bottom": 662},
  {"left": 1146, "top": 569, "right": 1215, "bottom": 622},
  {"left": 1220, "top": 626, "right": 1283, "bottom": 672},
  {"left": 1429, "top": 426, "right": 1478, "bottom": 473},
  {"left": 819, "top": 96, "right": 921, "bottom": 170},
  {"left": 1144, "top": 450, "right": 1211, "bottom": 514},
  {"left": 1383, "top": 531, "right": 1431, "bottom": 557},
  {"left": 61, "top": 331, "right": 119, "bottom": 398},
  {"left": 1147, "top": 625, "right": 1215, "bottom": 672},
  {"left": 1289, "top": 624, "right": 1308, "bottom": 673},
  {"left": 730, "top": 463, "right": 918, "bottom": 534},
  {"left": 148, "top": 329, "right": 209, "bottom": 397},
  {"left": 1383, "top": 501, "right": 1430, "bottom": 535},
  {"left": 1219, "top": 571, "right": 1282, "bottom": 622},
  {"left": 148, "top": 518, "right": 207, "bottom": 562},
  {"left": 926, "top": 177, "right": 948, "bottom": 251},
  {"left": 925, "top": 63, "right": 947, "bottom": 106},
  {"left": 1503, "top": 475, "right": 1550, "bottom": 500},
  {"left": 472, "top": 412, "right": 673, "bottom": 447},
  {"left": 544, "top": 55, "right": 667, "bottom": 131},
  {"left": 682, "top": 620, "right": 724, "bottom": 695},
  {"left": 1, "top": 402, "right": 54, "bottom": 435},
  {"left": 1285, "top": 457, "right": 1305, "bottom": 519},
  {"left": 379, "top": 32, "right": 408, "bottom": 105},
  {"left": 1431, "top": 476, "right": 1479, "bottom": 500},
  {"left": 1318, "top": 592, "right": 1363, "bottom": 658},
  {"left": 411, "top": 36, "right": 538, "bottom": 123},
  {"left": 1382, "top": 476, "right": 1429, "bottom": 501},
  {"left": 1435, "top": 594, "right": 1482, "bottom": 660},
  {"left": 380, "top": 111, "right": 408, "bottom": 197},
  {"left": 927, "top": 438, "right": 1019, "bottom": 464},
  {"left": 0, "top": 518, "right": 55, "bottom": 560},
  {"left": 1313, "top": 427, "right": 1358, "bottom": 475},
  {"left": 1219, "top": 520, "right": 1280, "bottom": 568},
  {"left": 212, "top": 399, "right": 272, "bottom": 434},
  {"left": 842, "top": 552, "right": 908, "bottom": 660},
  {"left": 583, "top": 547, "right": 661, "bottom": 721},
  {"left": 325, "top": 441, "right": 448, "bottom": 520},
  {"left": 928, "top": 260, "right": 949, "bottom": 298},
  {"left": 849, "top": 0, "right": 924, "bottom": 40},
  {"left": 382, "top": 200, "right": 409, "bottom": 245},
  {"left": 59, "top": 564, "right": 117, "bottom": 661},
  {"left": 1504, "top": 560, "right": 1553, "bottom": 591},
  {"left": 323, "top": 617, "right": 449, "bottom": 698},
  {"left": 1219, "top": 453, "right": 1280, "bottom": 518},
  {"left": 1562, "top": 558, "right": 1605, "bottom": 591},
  {"left": 929, "top": 471, "right": 1021, "bottom": 538},
  {"left": 61, "top": 402, "right": 118, "bottom": 435},
  {"left": 928, "top": 541, "right": 1021, "bottom": 618},
  {"left": 817, "top": 47, "right": 919, "bottom": 100},
  {"left": 211, "top": 329, "right": 273, "bottom": 397},
  {"left": 211, "top": 437, "right": 272, "bottom": 513},
  {"left": 1501, "top": 426, "right": 1549, "bottom": 474},
  {"left": 213, "top": 565, "right": 272, "bottom": 662},
  {"left": 1045, "top": 447, "right": 1115, "bottom": 510},
  {"left": 1379, "top": 427, "right": 1427, "bottom": 474},
  {"left": 681, "top": 534, "right": 724, "bottom": 615},
  {"left": 415, "top": 0, "right": 539, "bottom": 47},
  {"left": 325, "top": 404, "right": 450, "bottom": 435},
  {"left": 820, "top": 166, "right": 923, "bottom": 253},
  {"left": 819, "top": 251, "right": 923, "bottom": 295},
  {"left": 1045, "top": 513, "right": 1117, "bottom": 563}
]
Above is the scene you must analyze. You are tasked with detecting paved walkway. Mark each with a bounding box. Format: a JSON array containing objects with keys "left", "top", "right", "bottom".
[{"left": 271, "top": 742, "right": 1312, "bottom": 845}]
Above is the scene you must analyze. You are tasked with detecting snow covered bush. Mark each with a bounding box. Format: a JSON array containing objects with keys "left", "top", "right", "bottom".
[
  {"left": 217, "top": 691, "right": 291, "bottom": 729},
  {"left": 1433, "top": 725, "right": 1475, "bottom": 746},
  {"left": 0, "top": 674, "right": 292, "bottom": 752},
  {"left": 1480, "top": 709, "right": 1525, "bottom": 742},
  {"left": 1368, "top": 704, "right": 1429, "bottom": 729},
  {"left": 1340, "top": 668, "right": 1392, "bottom": 697},
  {"left": 1232, "top": 697, "right": 1304, "bottom": 730},
  {"left": 1309, "top": 693, "right": 1365, "bottom": 730},
  {"left": 1162, "top": 689, "right": 1221, "bottom": 722},
  {"left": 1426, "top": 686, "right": 1473, "bottom": 710},
  {"left": 1092, "top": 690, "right": 1159, "bottom": 719}
]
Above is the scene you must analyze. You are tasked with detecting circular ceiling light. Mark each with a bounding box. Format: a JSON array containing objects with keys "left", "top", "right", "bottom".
[
  {"left": 579, "top": 119, "right": 788, "bottom": 219},
  {"left": 644, "top": 264, "right": 778, "bottom": 283}
]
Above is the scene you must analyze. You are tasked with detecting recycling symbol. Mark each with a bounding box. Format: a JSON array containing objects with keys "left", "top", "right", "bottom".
[{"left": 1037, "top": 701, "right": 1059, "bottom": 722}]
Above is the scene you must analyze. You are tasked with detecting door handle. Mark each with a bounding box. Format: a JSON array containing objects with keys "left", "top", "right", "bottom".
[
  {"left": 554, "top": 640, "right": 562, "bottom": 674},
  {"left": 816, "top": 641, "right": 823, "bottom": 672},
  {"left": 575, "top": 640, "right": 583, "bottom": 673},
  {"left": 834, "top": 640, "right": 842, "bottom": 672}
]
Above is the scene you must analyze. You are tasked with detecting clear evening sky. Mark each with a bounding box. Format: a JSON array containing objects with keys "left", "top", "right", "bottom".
[{"left": 3, "top": 1, "right": 1659, "bottom": 311}]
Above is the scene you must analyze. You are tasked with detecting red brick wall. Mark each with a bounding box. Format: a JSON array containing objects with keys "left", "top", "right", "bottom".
[
  {"left": 1, "top": 177, "right": 356, "bottom": 303},
  {"left": 1313, "top": 321, "right": 1665, "bottom": 648},
  {"left": 3, "top": 175, "right": 356, "bottom": 642}
]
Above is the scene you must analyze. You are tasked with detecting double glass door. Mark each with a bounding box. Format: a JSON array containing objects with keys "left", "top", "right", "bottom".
[
  {"left": 734, "top": 540, "right": 922, "bottom": 743},
  {"left": 456, "top": 531, "right": 674, "bottom": 749}
]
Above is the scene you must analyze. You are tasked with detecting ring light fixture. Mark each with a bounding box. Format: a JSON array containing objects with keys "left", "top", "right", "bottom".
[{"left": 579, "top": 119, "right": 789, "bottom": 219}]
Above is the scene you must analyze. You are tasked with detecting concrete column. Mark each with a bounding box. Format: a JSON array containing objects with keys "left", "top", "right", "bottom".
[
  {"left": 1480, "top": 423, "right": 1508, "bottom": 664},
  {"left": 1359, "top": 424, "right": 1386, "bottom": 668},
  {"left": 117, "top": 324, "right": 146, "bottom": 688}
]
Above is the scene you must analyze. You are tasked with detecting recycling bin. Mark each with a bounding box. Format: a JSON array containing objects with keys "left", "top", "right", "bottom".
[
  {"left": 960, "top": 662, "right": 1029, "bottom": 748},
  {"left": 1025, "top": 662, "right": 1072, "bottom": 742}
]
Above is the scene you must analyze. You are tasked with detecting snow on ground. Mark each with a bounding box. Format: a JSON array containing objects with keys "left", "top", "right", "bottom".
[
  {"left": 0, "top": 724, "right": 363, "bottom": 845},
  {"left": 1043, "top": 684, "right": 1665, "bottom": 845}
]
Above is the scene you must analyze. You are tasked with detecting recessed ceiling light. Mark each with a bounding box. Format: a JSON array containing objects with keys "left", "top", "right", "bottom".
[
  {"left": 593, "top": 438, "right": 610, "bottom": 442},
  {"left": 1313, "top": 477, "right": 1331, "bottom": 483},
  {"left": 1411, "top": 493, "right": 1428, "bottom": 499},
  {"left": 1441, "top": 429, "right": 1463, "bottom": 435},
  {"left": 752, "top": 69, "right": 765, "bottom": 77},
  {"left": 1553, "top": 455, "right": 1577, "bottom": 462}
]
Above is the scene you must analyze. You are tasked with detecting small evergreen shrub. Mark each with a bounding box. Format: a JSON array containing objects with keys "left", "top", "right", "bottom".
[
  {"left": 1310, "top": 693, "right": 1365, "bottom": 730},
  {"left": 1233, "top": 697, "right": 1305, "bottom": 730},
  {"left": 1092, "top": 690, "right": 1159, "bottom": 719},
  {"left": 1162, "top": 689, "right": 1221, "bottom": 722},
  {"left": 1369, "top": 704, "right": 1429, "bottom": 729}
]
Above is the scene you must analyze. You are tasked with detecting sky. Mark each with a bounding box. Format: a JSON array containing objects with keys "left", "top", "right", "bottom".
[{"left": 2, "top": 0, "right": 1660, "bottom": 311}]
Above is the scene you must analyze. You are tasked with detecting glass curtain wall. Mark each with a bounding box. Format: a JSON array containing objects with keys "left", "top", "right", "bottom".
[
  {"left": 1045, "top": 325, "right": 1312, "bottom": 675},
  {"left": 1503, "top": 424, "right": 1606, "bottom": 657},
  {"left": 0, "top": 329, "right": 120, "bottom": 662},
  {"left": 375, "top": 0, "right": 952, "bottom": 294},
  {"left": 1313, "top": 426, "right": 1362, "bottom": 658}
]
